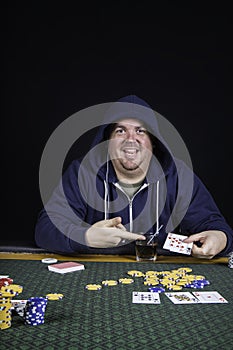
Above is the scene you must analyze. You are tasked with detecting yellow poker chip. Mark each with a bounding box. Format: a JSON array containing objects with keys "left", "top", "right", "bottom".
[
  {"left": 178, "top": 267, "right": 193, "bottom": 273},
  {"left": 127, "top": 270, "right": 144, "bottom": 277},
  {"left": 167, "top": 285, "right": 183, "bottom": 291},
  {"left": 0, "top": 291, "right": 16, "bottom": 298},
  {"left": 144, "top": 280, "right": 160, "bottom": 286},
  {"left": 194, "top": 275, "right": 206, "bottom": 280},
  {"left": 118, "top": 278, "right": 134, "bottom": 284},
  {"left": 176, "top": 279, "right": 189, "bottom": 286},
  {"left": 46, "top": 293, "right": 64, "bottom": 300},
  {"left": 145, "top": 271, "right": 159, "bottom": 277},
  {"left": 102, "top": 280, "right": 118, "bottom": 286},
  {"left": 85, "top": 284, "right": 102, "bottom": 291},
  {"left": 1, "top": 284, "right": 23, "bottom": 295}
]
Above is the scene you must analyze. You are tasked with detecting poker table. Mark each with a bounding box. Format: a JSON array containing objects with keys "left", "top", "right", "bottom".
[{"left": 0, "top": 252, "right": 232, "bottom": 350}]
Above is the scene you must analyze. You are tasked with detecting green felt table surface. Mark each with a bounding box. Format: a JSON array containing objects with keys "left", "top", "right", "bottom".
[{"left": 0, "top": 259, "right": 233, "bottom": 350}]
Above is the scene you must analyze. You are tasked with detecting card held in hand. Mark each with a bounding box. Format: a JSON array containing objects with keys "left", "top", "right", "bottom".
[{"left": 163, "top": 233, "right": 193, "bottom": 255}]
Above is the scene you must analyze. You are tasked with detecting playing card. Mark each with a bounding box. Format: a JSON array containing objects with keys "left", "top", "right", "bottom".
[
  {"left": 132, "top": 292, "right": 161, "bottom": 304},
  {"left": 163, "top": 233, "right": 193, "bottom": 255},
  {"left": 165, "top": 292, "right": 200, "bottom": 304},
  {"left": 192, "top": 291, "right": 228, "bottom": 303}
]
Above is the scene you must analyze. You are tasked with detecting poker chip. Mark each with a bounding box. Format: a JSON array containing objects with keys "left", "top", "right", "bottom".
[
  {"left": 167, "top": 285, "right": 183, "bottom": 291},
  {"left": 1, "top": 284, "right": 23, "bottom": 295},
  {"left": 177, "top": 267, "right": 192, "bottom": 273},
  {"left": 46, "top": 293, "right": 64, "bottom": 300},
  {"left": 127, "top": 270, "right": 144, "bottom": 277},
  {"left": 144, "top": 280, "right": 160, "bottom": 286},
  {"left": 0, "top": 291, "right": 17, "bottom": 298},
  {"left": 145, "top": 271, "right": 160, "bottom": 277},
  {"left": 41, "top": 258, "right": 58, "bottom": 264},
  {"left": 0, "top": 277, "right": 13, "bottom": 289},
  {"left": 118, "top": 278, "right": 134, "bottom": 284},
  {"left": 148, "top": 287, "right": 165, "bottom": 293},
  {"left": 85, "top": 284, "right": 102, "bottom": 291},
  {"left": 102, "top": 280, "right": 118, "bottom": 286}
]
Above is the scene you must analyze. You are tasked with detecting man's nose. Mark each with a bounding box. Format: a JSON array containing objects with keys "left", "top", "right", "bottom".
[{"left": 126, "top": 130, "right": 137, "bottom": 141}]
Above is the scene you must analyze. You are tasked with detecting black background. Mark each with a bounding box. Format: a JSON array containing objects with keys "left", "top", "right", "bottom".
[{"left": 2, "top": 3, "right": 233, "bottom": 243}]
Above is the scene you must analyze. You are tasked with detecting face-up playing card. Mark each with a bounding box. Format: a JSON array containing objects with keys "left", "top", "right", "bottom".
[
  {"left": 192, "top": 291, "right": 228, "bottom": 303},
  {"left": 163, "top": 233, "right": 193, "bottom": 255},
  {"left": 132, "top": 292, "right": 161, "bottom": 304},
  {"left": 165, "top": 292, "right": 200, "bottom": 304}
]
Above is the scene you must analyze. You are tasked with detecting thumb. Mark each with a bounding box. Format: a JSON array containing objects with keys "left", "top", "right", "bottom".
[{"left": 183, "top": 233, "right": 202, "bottom": 243}]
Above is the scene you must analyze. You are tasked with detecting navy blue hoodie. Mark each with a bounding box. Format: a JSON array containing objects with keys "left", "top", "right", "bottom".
[{"left": 35, "top": 95, "right": 233, "bottom": 256}]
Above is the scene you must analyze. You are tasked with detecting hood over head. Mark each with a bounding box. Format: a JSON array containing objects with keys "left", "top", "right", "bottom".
[{"left": 82, "top": 95, "right": 174, "bottom": 183}]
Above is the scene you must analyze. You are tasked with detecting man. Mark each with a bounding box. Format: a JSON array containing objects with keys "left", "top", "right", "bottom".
[{"left": 35, "top": 95, "right": 233, "bottom": 258}]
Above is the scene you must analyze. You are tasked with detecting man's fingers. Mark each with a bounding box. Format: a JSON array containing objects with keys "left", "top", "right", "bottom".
[
  {"left": 116, "top": 231, "right": 146, "bottom": 241},
  {"left": 116, "top": 223, "right": 127, "bottom": 231},
  {"left": 104, "top": 217, "right": 122, "bottom": 227}
]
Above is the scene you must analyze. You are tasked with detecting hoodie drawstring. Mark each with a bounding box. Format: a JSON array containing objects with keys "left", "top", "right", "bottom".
[{"left": 104, "top": 176, "right": 162, "bottom": 237}]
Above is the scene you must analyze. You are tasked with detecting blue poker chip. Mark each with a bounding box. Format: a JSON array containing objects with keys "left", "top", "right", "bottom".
[
  {"left": 186, "top": 283, "right": 204, "bottom": 289},
  {"left": 148, "top": 287, "right": 165, "bottom": 293}
]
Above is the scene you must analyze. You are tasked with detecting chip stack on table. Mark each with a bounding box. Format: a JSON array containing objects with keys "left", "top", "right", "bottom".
[
  {"left": 0, "top": 283, "right": 22, "bottom": 330},
  {"left": 0, "top": 291, "right": 14, "bottom": 330},
  {"left": 24, "top": 297, "right": 48, "bottom": 326},
  {"left": 228, "top": 252, "right": 233, "bottom": 268}
]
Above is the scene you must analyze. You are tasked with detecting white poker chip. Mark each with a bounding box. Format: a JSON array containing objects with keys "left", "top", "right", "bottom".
[{"left": 41, "top": 258, "right": 58, "bottom": 264}]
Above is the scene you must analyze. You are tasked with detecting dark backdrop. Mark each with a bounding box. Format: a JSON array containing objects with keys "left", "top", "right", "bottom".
[{"left": 2, "top": 3, "right": 232, "bottom": 244}]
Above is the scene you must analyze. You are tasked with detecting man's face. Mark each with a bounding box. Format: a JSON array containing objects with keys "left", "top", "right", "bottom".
[{"left": 108, "top": 118, "right": 153, "bottom": 181}]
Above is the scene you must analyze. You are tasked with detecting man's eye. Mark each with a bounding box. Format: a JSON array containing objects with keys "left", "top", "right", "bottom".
[
  {"left": 136, "top": 129, "right": 147, "bottom": 134},
  {"left": 115, "top": 128, "right": 125, "bottom": 134}
]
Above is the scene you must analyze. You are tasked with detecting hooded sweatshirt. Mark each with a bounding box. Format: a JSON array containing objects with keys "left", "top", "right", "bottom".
[{"left": 35, "top": 95, "right": 233, "bottom": 256}]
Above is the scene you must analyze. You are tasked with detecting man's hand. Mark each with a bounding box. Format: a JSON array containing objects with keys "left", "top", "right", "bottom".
[
  {"left": 85, "top": 217, "right": 146, "bottom": 248},
  {"left": 183, "top": 230, "right": 227, "bottom": 259}
]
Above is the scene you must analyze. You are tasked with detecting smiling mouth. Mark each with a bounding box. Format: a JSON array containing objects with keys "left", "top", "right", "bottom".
[{"left": 122, "top": 148, "right": 139, "bottom": 160}]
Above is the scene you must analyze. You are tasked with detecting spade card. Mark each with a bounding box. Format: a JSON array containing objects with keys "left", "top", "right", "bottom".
[
  {"left": 132, "top": 292, "right": 161, "bottom": 304},
  {"left": 165, "top": 292, "right": 200, "bottom": 304},
  {"left": 192, "top": 291, "right": 228, "bottom": 303},
  {"left": 163, "top": 233, "right": 193, "bottom": 255}
]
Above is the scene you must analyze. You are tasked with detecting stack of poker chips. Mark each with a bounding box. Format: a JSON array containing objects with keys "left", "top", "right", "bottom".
[
  {"left": 0, "top": 291, "right": 14, "bottom": 330},
  {"left": 24, "top": 297, "right": 48, "bottom": 326},
  {"left": 228, "top": 251, "right": 233, "bottom": 269},
  {"left": 0, "top": 281, "right": 22, "bottom": 330}
]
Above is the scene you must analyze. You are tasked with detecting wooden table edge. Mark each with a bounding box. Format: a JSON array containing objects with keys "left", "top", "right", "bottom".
[{"left": 0, "top": 252, "right": 228, "bottom": 264}]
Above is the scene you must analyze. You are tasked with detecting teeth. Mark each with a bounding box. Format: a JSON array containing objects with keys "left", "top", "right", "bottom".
[{"left": 123, "top": 149, "right": 138, "bottom": 154}]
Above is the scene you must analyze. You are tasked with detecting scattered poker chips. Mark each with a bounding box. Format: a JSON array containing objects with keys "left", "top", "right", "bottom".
[{"left": 84, "top": 267, "right": 210, "bottom": 294}]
